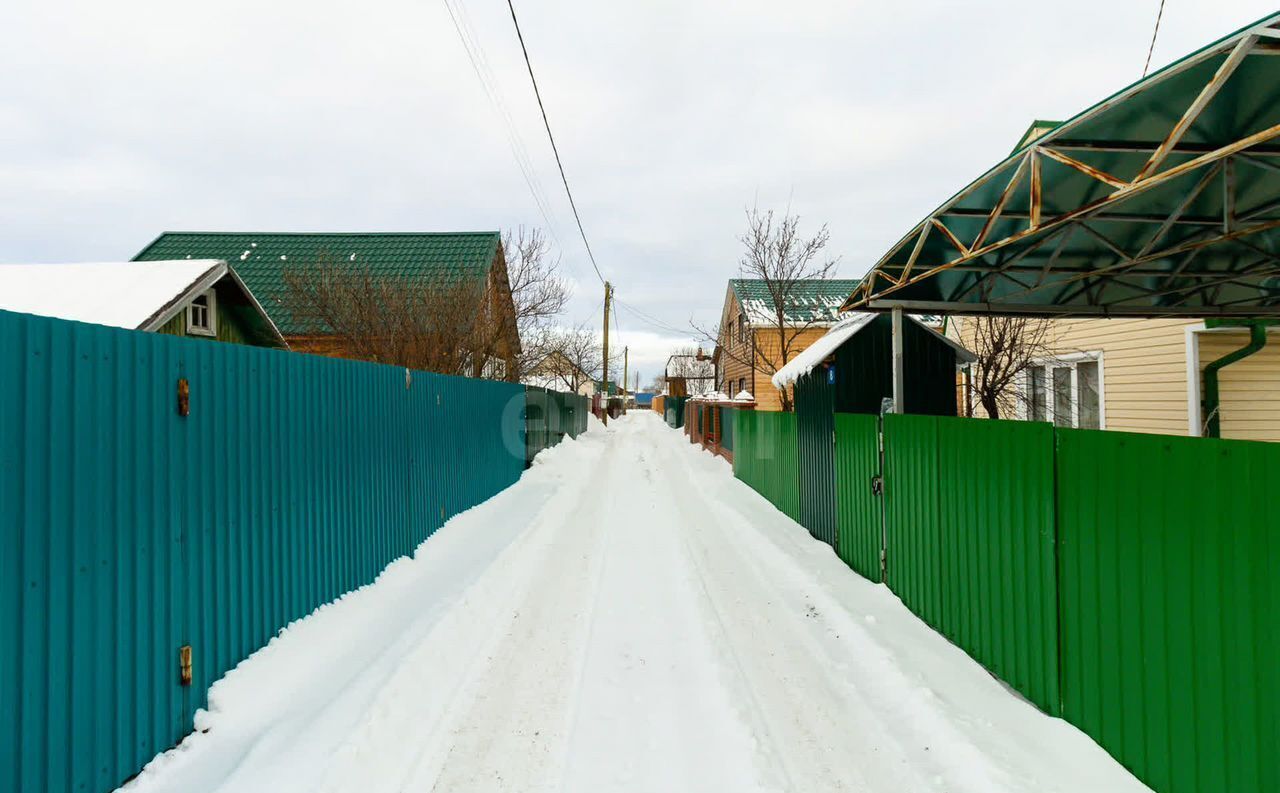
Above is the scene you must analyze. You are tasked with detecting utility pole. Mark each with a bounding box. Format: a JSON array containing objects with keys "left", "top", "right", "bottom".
[
  {"left": 622, "top": 346, "right": 629, "bottom": 415},
  {"left": 601, "top": 281, "right": 612, "bottom": 426}
]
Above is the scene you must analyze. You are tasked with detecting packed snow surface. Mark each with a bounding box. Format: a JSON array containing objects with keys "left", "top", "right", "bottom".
[
  {"left": 122, "top": 413, "right": 1149, "bottom": 793},
  {"left": 0, "top": 260, "right": 225, "bottom": 329}
]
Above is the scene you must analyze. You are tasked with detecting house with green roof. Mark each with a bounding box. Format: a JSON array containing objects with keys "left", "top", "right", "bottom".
[
  {"left": 715, "top": 278, "right": 863, "bottom": 411},
  {"left": 134, "top": 232, "right": 519, "bottom": 378}
]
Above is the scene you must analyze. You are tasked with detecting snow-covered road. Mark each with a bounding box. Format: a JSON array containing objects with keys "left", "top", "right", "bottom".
[{"left": 123, "top": 412, "right": 1149, "bottom": 793}]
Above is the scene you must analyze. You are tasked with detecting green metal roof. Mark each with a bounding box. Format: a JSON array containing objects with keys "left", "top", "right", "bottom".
[
  {"left": 845, "top": 12, "right": 1280, "bottom": 318},
  {"left": 730, "top": 278, "right": 863, "bottom": 325},
  {"left": 134, "top": 232, "right": 501, "bottom": 334}
]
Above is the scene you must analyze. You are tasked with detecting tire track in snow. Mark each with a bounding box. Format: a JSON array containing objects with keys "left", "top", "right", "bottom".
[{"left": 557, "top": 419, "right": 772, "bottom": 793}]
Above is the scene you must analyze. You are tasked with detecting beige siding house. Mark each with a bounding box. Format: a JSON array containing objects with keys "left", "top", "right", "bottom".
[
  {"left": 952, "top": 316, "right": 1280, "bottom": 442},
  {"left": 715, "top": 279, "right": 862, "bottom": 411}
]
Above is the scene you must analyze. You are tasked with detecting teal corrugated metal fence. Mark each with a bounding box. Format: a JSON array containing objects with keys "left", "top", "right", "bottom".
[
  {"left": 525, "top": 387, "right": 588, "bottom": 463},
  {"left": 1057, "top": 429, "right": 1278, "bottom": 793},
  {"left": 732, "top": 411, "right": 799, "bottom": 521},
  {"left": 0, "top": 308, "right": 527, "bottom": 793}
]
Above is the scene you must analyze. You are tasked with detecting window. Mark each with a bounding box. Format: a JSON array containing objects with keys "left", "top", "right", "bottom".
[
  {"left": 1022, "top": 354, "right": 1103, "bottom": 429},
  {"left": 186, "top": 290, "right": 216, "bottom": 337},
  {"left": 737, "top": 313, "right": 746, "bottom": 345},
  {"left": 738, "top": 377, "right": 746, "bottom": 395}
]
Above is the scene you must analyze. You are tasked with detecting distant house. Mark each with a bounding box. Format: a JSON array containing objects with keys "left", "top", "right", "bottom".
[
  {"left": 0, "top": 259, "right": 285, "bottom": 347},
  {"left": 715, "top": 278, "right": 863, "bottom": 410},
  {"left": 523, "top": 350, "right": 594, "bottom": 395},
  {"left": 133, "top": 232, "right": 519, "bottom": 378}
]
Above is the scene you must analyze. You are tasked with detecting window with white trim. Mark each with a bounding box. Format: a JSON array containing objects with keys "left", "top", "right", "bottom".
[
  {"left": 186, "top": 290, "right": 216, "bottom": 337},
  {"left": 1021, "top": 354, "right": 1103, "bottom": 429}
]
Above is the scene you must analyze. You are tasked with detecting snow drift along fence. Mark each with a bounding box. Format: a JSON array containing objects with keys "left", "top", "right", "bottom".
[
  {"left": 732, "top": 411, "right": 799, "bottom": 521},
  {"left": 1056, "top": 429, "right": 1278, "bottom": 793},
  {"left": 883, "top": 415, "right": 1060, "bottom": 715},
  {"left": 0, "top": 308, "right": 527, "bottom": 793}
]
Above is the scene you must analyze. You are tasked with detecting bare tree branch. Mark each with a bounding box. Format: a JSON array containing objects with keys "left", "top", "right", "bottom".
[{"left": 692, "top": 207, "right": 840, "bottom": 410}]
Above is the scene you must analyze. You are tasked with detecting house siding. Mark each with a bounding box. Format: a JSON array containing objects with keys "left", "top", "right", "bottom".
[
  {"left": 154, "top": 294, "right": 253, "bottom": 346},
  {"left": 1199, "top": 329, "right": 1280, "bottom": 442},
  {"left": 954, "top": 316, "right": 1280, "bottom": 442}
]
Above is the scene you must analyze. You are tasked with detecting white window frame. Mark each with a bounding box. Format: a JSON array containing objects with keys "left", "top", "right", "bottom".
[
  {"left": 186, "top": 289, "right": 217, "bottom": 337},
  {"left": 1019, "top": 351, "right": 1106, "bottom": 429}
]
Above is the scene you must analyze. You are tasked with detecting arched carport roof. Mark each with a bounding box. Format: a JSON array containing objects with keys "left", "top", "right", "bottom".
[{"left": 843, "top": 12, "right": 1280, "bottom": 318}]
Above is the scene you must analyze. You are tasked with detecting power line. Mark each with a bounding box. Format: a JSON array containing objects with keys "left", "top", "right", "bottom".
[
  {"left": 1142, "top": 0, "right": 1168, "bottom": 78},
  {"left": 615, "top": 298, "right": 694, "bottom": 338},
  {"left": 441, "top": 0, "right": 562, "bottom": 244},
  {"left": 504, "top": 0, "right": 607, "bottom": 286}
]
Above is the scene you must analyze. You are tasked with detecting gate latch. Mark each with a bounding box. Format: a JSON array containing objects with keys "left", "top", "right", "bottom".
[{"left": 870, "top": 475, "right": 884, "bottom": 496}]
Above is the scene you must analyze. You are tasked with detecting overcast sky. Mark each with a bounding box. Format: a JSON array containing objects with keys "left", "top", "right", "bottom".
[{"left": 3, "top": 0, "right": 1277, "bottom": 380}]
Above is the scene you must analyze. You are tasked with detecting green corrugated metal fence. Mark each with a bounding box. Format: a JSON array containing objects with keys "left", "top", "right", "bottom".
[
  {"left": 718, "top": 406, "right": 735, "bottom": 453},
  {"left": 832, "top": 413, "right": 880, "bottom": 580},
  {"left": 881, "top": 415, "right": 1060, "bottom": 713},
  {"left": 0, "top": 308, "right": 527, "bottom": 793},
  {"left": 882, "top": 414, "right": 944, "bottom": 627},
  {"left": 935, "top": 418, "right": 1059, "bottom": 715},
  {"left": 1057, "top": 429, "right": 1278, "bottom": 793},
  {"left": 732, "top": 410, "right": 799, "bottom": 521}
]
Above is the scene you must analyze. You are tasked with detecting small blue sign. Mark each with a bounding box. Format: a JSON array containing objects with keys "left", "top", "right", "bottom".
[{"left": 827, "top": 366, "right": 836, "bottom": 385}]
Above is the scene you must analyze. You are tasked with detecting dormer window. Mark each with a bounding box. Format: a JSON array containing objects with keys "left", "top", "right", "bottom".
[{"left": 187, "top": 290, "right": 217, "bottom": 337}]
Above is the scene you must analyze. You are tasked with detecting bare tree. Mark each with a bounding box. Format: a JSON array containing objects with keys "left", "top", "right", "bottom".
[
  {"left": 493, "top": 227, "right": 570, "bottom": 381},
  {"left": 961, "top": 315, "right": 1055, "bottom": 419},
  {"left": 694, "top": 208, "right": 839, "bottom": 410},
  {"left": 282, "top": 228, "right": 569, "bottom": 381},
  {"left": 531, "top": 324, "right": 600, "bottom": 392},
  {"left": 664, "top": 346, "right": 716, "bottom": 396},
  {"left": 284, "top": 254, "right": 490, "bottom": 375}
]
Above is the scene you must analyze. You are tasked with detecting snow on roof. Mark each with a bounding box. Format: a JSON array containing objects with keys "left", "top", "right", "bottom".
[
  {"left": 771, "top": 313, "right": 877, "bottom": 390},
  {"left": 0, "top": 260, "right": 226, "bottom": 330},
  {"left": 771, "top": 312, "right": 976, "bottom": 390}
]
